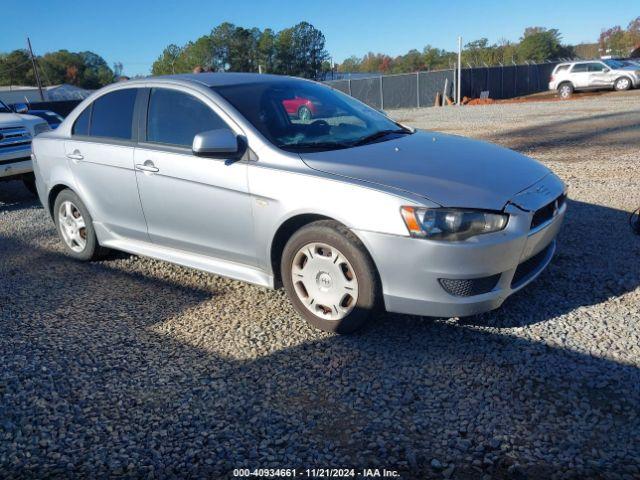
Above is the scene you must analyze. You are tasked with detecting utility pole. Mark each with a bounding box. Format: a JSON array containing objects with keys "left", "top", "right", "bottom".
[
  {"left": 27, "top": 37, "right": 45, "bottom": 101},
  {"left": 457, "top": 36, "right": 462, "bottom": 106}
]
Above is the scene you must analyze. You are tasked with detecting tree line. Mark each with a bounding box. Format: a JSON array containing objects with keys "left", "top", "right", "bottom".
[
  {"left": 1, "top": 16, "right": 637, "bottom": 89},
  {"left": 151, "top": 22, "right": 330, "bottom": 79},
  {"left": 338, "top": 17, "right": 639, "bottom": 74},
  {"left": 339, "top": 27, "right": 576, "bottom": 74},
  {"left": 0, "top": 49, "right": 119, "bottom": 89}
]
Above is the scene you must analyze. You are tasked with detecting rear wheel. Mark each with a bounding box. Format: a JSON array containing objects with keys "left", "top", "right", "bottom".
[
  {"left": 614, "top": 77, "right": 631, "bottom": 91},
  {"left": 558, "top": 83, "right": 573, "bottom": 99},
  {"left": 53, "top": 189, "right": 106, "bottom": 261},
  {"left": 281, "top": 220, "right": 379, "bottom": 334}
]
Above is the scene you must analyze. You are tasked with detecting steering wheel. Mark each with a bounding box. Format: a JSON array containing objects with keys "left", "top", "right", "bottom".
[{"left": 309, "top": 119, "right": 330, "bottom": 134}]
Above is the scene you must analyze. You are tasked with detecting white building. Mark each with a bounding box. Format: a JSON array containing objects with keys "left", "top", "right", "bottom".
[{"left": 0, "top": 84, "right": 92, "bottom": 104}]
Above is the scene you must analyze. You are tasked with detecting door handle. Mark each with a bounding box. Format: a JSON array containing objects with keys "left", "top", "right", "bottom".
[
  {"left": 135, "top": 160, "right": 159, "bottom": 173},
  {"left": 66, "top": 150, "right": 83, "bottom": 161}
]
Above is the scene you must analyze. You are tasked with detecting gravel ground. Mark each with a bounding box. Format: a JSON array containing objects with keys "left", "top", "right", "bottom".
[{"left": 2, "top": 92, "right": 640, "bottom": 479}]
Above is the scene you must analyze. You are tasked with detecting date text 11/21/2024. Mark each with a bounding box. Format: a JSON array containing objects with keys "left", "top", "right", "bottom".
[{"left": 232, "top": 468, "right": 401, "bottom": 478}]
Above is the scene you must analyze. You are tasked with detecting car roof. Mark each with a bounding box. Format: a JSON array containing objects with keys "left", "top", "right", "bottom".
[{"left": 126, "top": 72, "right": 307, "bottom": 88}]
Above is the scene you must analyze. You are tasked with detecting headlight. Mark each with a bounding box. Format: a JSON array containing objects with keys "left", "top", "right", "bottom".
[
  {"left": 33, "top": 122, "right": 51, "bottom": 136},
  {"left": 401, "top": 207, "right": 508, "bottom": 241}
]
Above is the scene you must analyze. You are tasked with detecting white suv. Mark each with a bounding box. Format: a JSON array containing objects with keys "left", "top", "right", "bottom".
[
  {"left": 549, "top": 59, "right": 640, "bottom": 99},
  {"left": 0, "top": 100, "right": 50, "bottom": 193}
]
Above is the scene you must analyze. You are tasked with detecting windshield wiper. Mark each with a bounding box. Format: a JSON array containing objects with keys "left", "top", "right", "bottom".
[
  {"left": 282, "top": 141, "right": 353, "bottom": 151},
  {"left": 352, "top": 128, "right": 412, "bottom": 146}
]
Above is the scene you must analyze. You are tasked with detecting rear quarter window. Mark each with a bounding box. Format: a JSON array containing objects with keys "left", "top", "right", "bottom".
[
  {"left": 72, "top": 106, "right": 91, "bottom": 136},
  {"left": 570, "top": 64, "right": 588, "bottom": 73},
  {"left": 554, "top": 64, "right": 570, "bottom": 73}
]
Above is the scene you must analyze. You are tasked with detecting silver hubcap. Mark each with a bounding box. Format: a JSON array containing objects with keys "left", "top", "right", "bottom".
[
  {"left": 291, "top": 242, "right": 358, "bottom": 320},
  {"left": 560, "top": 86, "right": 571, "bottom": 98},
  {"left": 617, "top": 79, "right": 630, "bottom": 90},
  {"left": 299, "top": 107, "right": 311, "bottom": 121},
  {"left": 58, "top": 201, "right": 87, "bottom": 252}
]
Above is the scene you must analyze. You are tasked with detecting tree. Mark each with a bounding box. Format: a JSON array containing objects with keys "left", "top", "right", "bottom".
[
  {"left": 517, "top": 28, "right": 567, "bottom": 62},
  {"left": 151, "top": 44, "right": 185, "bottom": 75},
  {"left": 257, "top": 28, "right": 276, "bottom": 73},
  {"left": 289, "top": 22, "right": 329, "bottom": 78},
  {"left": 598, "top": 17, "right": 640, "bottom": 56},
  {"left": 0, "top": 49, "right": 33, "bottom": 86},
  {"left": 337, "top": 55, "right": 362, "bottom": 72}
]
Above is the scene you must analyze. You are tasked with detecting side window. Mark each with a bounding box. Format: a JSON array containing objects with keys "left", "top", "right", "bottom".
[
  {"left": 555, "top": 64, "right": 570, "bottom": 73},
  {"left": 72, "top": 105, "right": 91, "bottom": 136},
  {"left": 90, "top": 89, "right": 137, "bottom": 140},
  {"left": 146, "top": 88, "right": 228, "bottom": 147},
  {"left": 571, "top": 64, "right": 588, "bottom": 73},
  {"left": 587, "top": 63, "right": 605, "bottom": 72}
]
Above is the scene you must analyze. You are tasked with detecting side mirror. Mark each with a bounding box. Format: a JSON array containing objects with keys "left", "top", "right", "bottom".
[
  {"left": 603, "top": 68, "right": 610, "bottom": 73},
  {"left": 14, "top": 103, "right": 28, "bottom": 114},
  {"left": 192, "top": 128, "right": 246, "bottom": 160}
]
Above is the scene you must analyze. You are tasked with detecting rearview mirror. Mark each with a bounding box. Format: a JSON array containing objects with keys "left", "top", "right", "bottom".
[
  {"left": 14, "top": 103, "right": 28, "bottom": 114},
  {"left": 192, "top": 128, "right": 246, "bottom": 160}
]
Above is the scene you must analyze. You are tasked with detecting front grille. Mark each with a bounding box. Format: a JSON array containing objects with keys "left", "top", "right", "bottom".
[
  {"left": 511, "top": 243, "right": 553, "bottom": 288},
  {"left": 0, "top": 126, "right": 31, "bottom": 150},
  {"left": 530, "top": 193, "right": 566, "bottom": 230},
  {"left": 439, "top": 274, "right": 501, "bottom": 297}
]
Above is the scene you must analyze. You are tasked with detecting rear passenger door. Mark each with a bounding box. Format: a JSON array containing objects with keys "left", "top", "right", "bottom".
[
  {"left": 134, "top": 87, "right": 255, "bottom": 265},
  {"left": 569, "top": 63, "right": 589, "bottom": 88},
  {"left": 64, "top": 88, "right": 149, "bottom": 241}
]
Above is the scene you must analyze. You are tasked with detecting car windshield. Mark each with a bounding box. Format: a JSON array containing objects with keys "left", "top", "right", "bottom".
[
  {"left": 0, "top": 100, "right": 11, "bottom": 113},
  {"left": 213, "top": 79, "right": 410, "bottom": 152},
  {"left": 603, "top": 59, "right": 625, "bottom": 69}
]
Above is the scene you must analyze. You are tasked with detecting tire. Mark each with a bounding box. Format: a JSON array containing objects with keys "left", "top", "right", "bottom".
[
  {"left": 281, "top": 220, "right": 379, "bottom": 334},
  {"left": 22, "top": 173, "right": 37, "bottom": 196},
  {"left": 558, "top": 82, "right": 573, "bottom": 99},
  {"left": 53, "top": 189, "right": 106, "bottom": 261},
  {"left": 297, "top": 105, "right": 312, "bottom": 121},
  {"left": 614, "top": 77, "right": 632, "bottom": 91}
]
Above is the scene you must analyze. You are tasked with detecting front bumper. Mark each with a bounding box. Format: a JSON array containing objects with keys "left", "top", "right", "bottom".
[
  {"left": 0, "top": 157, "right": 33, "bottom": 179},
  {"left": 354, "top": 176, "right": 567, "bottom": 318}
]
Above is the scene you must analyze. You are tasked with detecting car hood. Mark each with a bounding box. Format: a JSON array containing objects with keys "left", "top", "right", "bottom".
[
  {"left": 0, "top": 112, "right": 45, "bottom": 129},
  {"left": 299, "top": 131, "right": 550, "bottom": 210}
]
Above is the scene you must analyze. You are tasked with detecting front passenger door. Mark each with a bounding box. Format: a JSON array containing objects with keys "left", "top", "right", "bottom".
[
  {"left": 134, "top": 87, "right": 256, "bottom": 266},
  {"left": 587, "top": 62, "right": 612, "bottom": 87}
]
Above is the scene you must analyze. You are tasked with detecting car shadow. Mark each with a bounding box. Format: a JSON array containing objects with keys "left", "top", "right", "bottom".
[
  {"left": 0, "top": 180, "right": 40, "bottom": 214},
  {"left": 484, "top": 110, "right": 640, "bottom": 153}
]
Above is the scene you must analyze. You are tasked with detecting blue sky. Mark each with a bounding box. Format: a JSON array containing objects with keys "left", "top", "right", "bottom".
[{"left": 1, "top": 0, "right": 635, "bottom": 76}]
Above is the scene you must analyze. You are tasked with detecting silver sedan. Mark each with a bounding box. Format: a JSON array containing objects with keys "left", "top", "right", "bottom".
[{"left": 32, "top": 73, "right": 566, "bottom": 333}]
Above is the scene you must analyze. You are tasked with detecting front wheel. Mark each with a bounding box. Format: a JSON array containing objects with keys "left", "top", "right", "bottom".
[
  {"left": 281, "top": 220, "right": 379, "bottom": 334},
  {"left": 53, "top": 189, "right": 106, "bottom": 261},
  {"left": 614, "top": 77, "right": 631, "bottom": 91}
]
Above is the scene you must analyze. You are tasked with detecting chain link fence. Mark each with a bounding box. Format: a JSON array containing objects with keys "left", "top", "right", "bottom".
[{"left": 326, "top": 61, "right": 560, "bottom": 109}]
